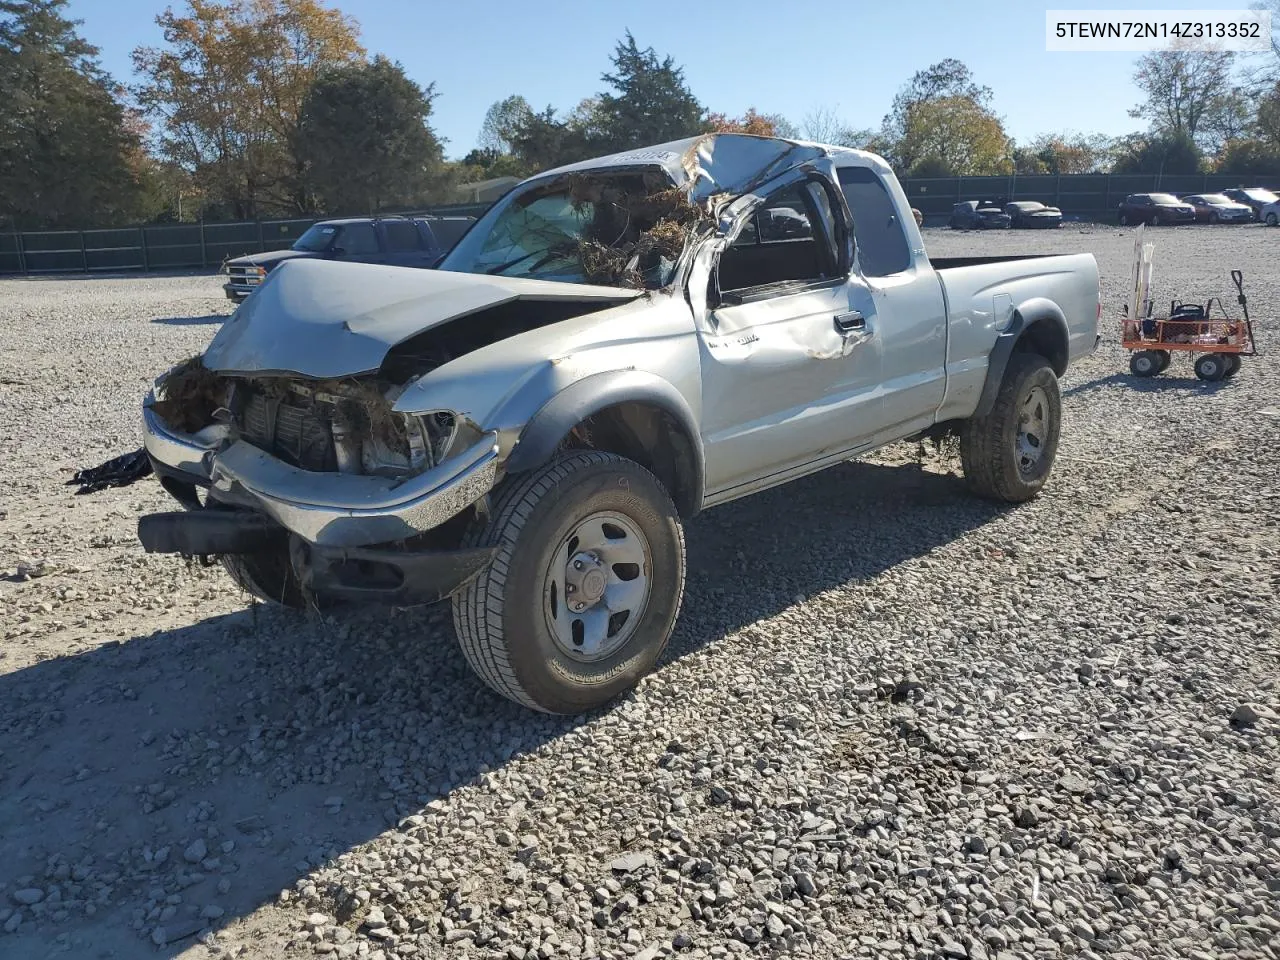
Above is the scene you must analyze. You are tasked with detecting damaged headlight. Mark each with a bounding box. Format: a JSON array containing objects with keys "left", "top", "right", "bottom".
[{"left": 356, "top": 410, "right": 466, "bottom": 477}]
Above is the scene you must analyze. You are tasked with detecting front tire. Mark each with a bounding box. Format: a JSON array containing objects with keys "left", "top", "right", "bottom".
[
  {"left": 222, "top": 550, "right": 305, "bottom": 607},
  {"left": 1266, "top": 212, "right": 1278, "bottom": 226},
  {"left": 452, "top": 451, "right": 686, "bottom": 714},
  {"left": 960, "top": 352, "right": 1062, "bottom": 503},
  {"left": 1194, "top": 354, "right": 1227, "bottom": 382},
  {"left": 1130, "top": 351, "right": 1160, "bottom": 377}
]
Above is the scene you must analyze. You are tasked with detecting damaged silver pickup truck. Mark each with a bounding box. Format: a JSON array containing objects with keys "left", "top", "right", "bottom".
[{"left": 138, "top": 134, "right": 1100, "bottom": 714}]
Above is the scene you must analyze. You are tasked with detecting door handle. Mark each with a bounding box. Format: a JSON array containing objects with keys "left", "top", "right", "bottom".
[{"left": 834, "top": 311, "right": 865, "bottom": 333}]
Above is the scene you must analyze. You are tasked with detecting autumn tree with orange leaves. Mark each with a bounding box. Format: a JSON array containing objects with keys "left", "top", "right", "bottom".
[
  {"left": 133, "top": 0, "right": 363, "bottom": 218},
  {"left": 704, "top": 108, "right": 794, "bottom": 138}
]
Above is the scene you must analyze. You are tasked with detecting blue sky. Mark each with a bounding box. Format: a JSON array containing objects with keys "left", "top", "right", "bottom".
[{"left": 69, "top": 0, "right": 1270, "bottom": 158}]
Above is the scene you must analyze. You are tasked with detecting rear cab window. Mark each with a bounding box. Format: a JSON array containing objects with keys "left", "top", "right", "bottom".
[{"left": 837, "top": 166, "right": 912, "bottom": 277}]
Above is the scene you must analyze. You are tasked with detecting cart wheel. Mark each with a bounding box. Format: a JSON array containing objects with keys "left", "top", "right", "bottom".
[
  {"left": 1222, "top": 354, "right": 1242, "bottom": 379},
  {"left": 1194, "top": 354, "right": 1227, "bottom": 382},
  {"left": 1154, "top": 349, "right": 1172, "bottom": 372},
  {"left": 1130, "top": 351, "right": 1160, "bottom": 377}
]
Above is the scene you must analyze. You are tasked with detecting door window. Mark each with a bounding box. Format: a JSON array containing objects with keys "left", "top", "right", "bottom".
[
  {"left": 338, "top": 222, "right": 379, "bottom": 255},
  {"left": 383, "top": 220, "right": 422, "bottom": 253},
  {"left": 719, "top": 183, "right": 833, "bottom": 294}
]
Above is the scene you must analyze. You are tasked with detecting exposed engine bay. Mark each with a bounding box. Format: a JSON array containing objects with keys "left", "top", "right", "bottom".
[
  {"left": 154, "top": 361, "right": 458, "bottom": 479},
  {"left": 149, "top": 291, "right": 642, "bottom": 482}
]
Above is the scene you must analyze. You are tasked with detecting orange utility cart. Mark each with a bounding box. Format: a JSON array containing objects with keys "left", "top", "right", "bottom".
[{"left": 1123, "top": 270, "right": 1256, "bottom": 381}]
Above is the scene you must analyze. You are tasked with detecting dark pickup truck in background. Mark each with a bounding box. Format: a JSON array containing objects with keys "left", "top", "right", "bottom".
[{"left": 222, "top": 215, "right": 475, "bottom": 301}]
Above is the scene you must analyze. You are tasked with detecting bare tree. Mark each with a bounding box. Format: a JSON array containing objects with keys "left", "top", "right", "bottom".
[
  {"left": 1129, "top": 45, "right": 1235, "bottom": 144},
  {"left": 477, "top": 95, "right": 533, "bottom": 153},
  {"left": 800, "top": 105, "right": 872, "bottom": 147},
  {"left": 1249, "top": 1, "right": 1280, "bottom": 60}
]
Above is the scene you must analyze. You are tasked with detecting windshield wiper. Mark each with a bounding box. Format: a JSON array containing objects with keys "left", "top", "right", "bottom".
[
  {"left": 484, "top": 249, "right": 565, "bottom": 277},
  {"left": 485, "top": 249, "right": 541, "bottom": 275}
]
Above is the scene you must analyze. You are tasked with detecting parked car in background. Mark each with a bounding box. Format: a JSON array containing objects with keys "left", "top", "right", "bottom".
[
  {"left": 222, "top": 216, "right": 473, "bottom": 301},
  {"left": 1180, "top": 194, "right": 1254, "bottom": 223},
  {"left": 1117, "top": 193, "right": 1196, "bottom": 226},
  {"left": 1005, "top": 201, "right": 1062, "bottom": 229},
  {"left": 1260, "top": 199, "right": 1280, "bottom": 225},
  {"left": 948, "top": 200, "right": 1011, "bottom": 229},
  {"left": 1222, "top": 187, "right": 1279, "bottom": 220}
]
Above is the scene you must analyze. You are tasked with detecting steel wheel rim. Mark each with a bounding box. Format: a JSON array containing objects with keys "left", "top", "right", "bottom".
[
  {"left": 1016, "top": 385, "right": 1051, "bottom": 476},
  {"left": 1135, "top": 354, "right": 1154, "bottom": 374},
  {"left": 543, "top": 511, "right": 652, "bottom": 663}
]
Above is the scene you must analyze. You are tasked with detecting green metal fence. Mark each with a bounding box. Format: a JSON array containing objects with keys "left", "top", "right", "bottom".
[
  {"left": 0, "top": 203, "right": 491, "bottom": 276},
  {"left": 901, "top": 172, "right": 1279, "bottom": 223},
  {"left": 2, "top": 175, "right": 1277, "bottom": 276}
]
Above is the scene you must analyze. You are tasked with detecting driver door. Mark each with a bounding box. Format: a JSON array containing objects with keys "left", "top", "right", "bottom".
[{"left": 697, "top": 169, "right": 884, "bottom": 498}]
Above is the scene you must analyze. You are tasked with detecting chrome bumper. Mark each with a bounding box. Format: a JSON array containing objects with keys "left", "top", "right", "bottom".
[{"left": 142, "top": 396, "right": 499, "bottom": 548}]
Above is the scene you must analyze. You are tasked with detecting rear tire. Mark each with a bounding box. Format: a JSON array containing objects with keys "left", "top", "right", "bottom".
[
  {"left": 1223, "top": 354, "right": 1242, "bottom": 378},
  {"left": 221, "top": 550, "right": 305, "bottom": 608},
  {"left": 451, "top": 451, "right": 686, "bottom": 714},
  {"left": 1154, "top": 349, "right": 1172, "bottom": 372},
  {"left": 960, "top": 352, "right": 1062, "bottom": 503},
  {"left": 1266, "top": 212, "right": 1278, "bottom": 226}
]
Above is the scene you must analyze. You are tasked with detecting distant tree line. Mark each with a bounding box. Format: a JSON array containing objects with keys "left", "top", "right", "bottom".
[{"left": 4, "top": 0, "right": 1280, "bottom": 230}]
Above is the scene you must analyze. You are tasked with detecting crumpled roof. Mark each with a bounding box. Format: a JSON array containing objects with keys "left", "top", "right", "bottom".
[{"left": 534, "top": 134, "right": 829, "bottom": 207}]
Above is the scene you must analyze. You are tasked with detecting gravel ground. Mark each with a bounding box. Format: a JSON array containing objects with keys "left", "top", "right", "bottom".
[{"left": 1, "top": 225, "right": 1277, "bottom": 960}]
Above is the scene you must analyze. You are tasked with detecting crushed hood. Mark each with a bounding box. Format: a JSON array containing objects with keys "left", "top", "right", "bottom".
[{"left": 202, "top": 258, "right": 641, "bottom": 379}]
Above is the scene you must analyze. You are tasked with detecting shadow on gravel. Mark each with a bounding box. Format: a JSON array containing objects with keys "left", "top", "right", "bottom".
[
  {"left": 0, "top": 459, "right": 1005, "bottom": 958},
  {"left": 151, "top": 314, "right": 228, "bottom": 326},
  {"left": 1064, "top": 371, "right": 1233, "bottom": 398}
]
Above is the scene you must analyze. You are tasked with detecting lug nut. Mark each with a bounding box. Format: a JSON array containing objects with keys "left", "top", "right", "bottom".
[{"left": 573, "top": 560, "right": 583, "bottom": 570}]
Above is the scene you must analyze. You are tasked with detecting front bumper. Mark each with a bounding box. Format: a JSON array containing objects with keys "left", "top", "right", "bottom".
[
  {"left": 292, "top": 539, "right": 497, "bottom": 605},
  {"left": 223, "top": 282, "right": 253, "bottom": 301},
  {"left": 137, "top": 508, "right": 497, "bottom": 605},
  {"left": 141, "top": 396, "right": 500, "bottom": 548}
]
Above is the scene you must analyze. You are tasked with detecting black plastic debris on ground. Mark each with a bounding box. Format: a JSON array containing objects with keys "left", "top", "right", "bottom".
[{"left": 66, "top": 448, "right": 153, "bottom": 494}]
